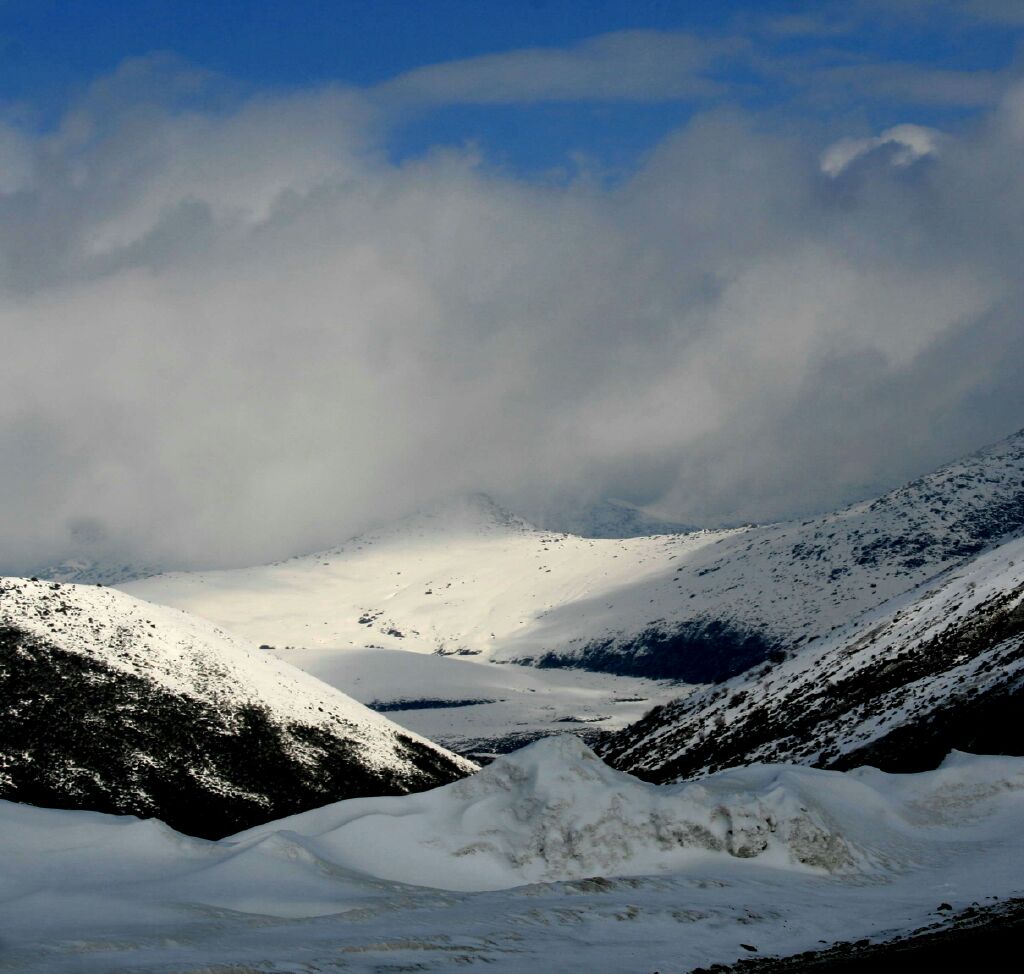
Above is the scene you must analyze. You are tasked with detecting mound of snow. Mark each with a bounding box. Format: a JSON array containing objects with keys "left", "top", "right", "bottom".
[
  {"left": 234, "top": 737, "right": 1024, "bottom": 892},
  {"left": 4, "top": 742, "right": 1024, "bottom": 972}
]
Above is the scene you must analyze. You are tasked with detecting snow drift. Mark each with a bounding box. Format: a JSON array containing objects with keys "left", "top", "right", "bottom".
[
  {"left": 4, "top": 738, "right": 1024, "bottom": 972},
  {"left": 234, "top": 736, "right": 1024, "bottom": 891}
]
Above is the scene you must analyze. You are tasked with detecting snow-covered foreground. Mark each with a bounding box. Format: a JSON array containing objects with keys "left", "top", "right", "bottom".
[{"left": 3, "top": 738, "right": 1023, "bottom": 973}]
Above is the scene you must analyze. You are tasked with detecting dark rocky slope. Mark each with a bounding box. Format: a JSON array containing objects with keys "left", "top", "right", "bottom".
[
  {"left": 600, "top": 535, "right": 1024, "bottom": 781},
  {"left": 0, "top": 578, "right": 475, "bottom": 838}
]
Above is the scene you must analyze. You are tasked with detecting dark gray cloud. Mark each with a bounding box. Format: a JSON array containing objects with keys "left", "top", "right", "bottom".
[{"left": 2, "top": 56, "right": 1024, "bottom": 571}]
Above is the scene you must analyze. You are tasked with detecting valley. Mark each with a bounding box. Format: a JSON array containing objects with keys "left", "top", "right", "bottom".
[{"left": 5, "top": 430, "right": 1024, "bottom": 972}]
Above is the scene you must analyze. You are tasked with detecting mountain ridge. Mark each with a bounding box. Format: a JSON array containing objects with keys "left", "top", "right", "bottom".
[
  {"left": 122, "top": 428, "right": 1024, "bottom": 684},
  {"left": 599, "top": 531, "right": 1024, "bottom": 780},
  {"left": 0, "top": 577, "right": 474, "bottom": 837}
]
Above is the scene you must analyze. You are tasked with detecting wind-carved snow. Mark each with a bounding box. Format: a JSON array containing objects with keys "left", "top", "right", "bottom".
[
  {"left": 237, "top": 736, "right": 863, "bottom": 890},
  {"left": 3, "top": 739, "right": 1024, "bottom": 973},
  {"left": 121, "top": 431, "right": 1024, "bottom": 683},
  {"left": 233, "top": 736, "right": 1024, "bottom": 892}
]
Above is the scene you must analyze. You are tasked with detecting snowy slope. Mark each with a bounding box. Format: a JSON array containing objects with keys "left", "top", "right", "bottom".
[
  {"left": 2, "top": 738, "right": 1023, "bottom": 972},
  {"left": 601, "top": 533, "right": 1024, "bottom": 782},
  {"left": 122, "top": 494, "right": 731, "bottom": 675},
  {"left": 0, "top": 577, "right": 474, "bottom": 837},
  {"left": 122, "top": 431, "right": 1024, "bottom": 683}
]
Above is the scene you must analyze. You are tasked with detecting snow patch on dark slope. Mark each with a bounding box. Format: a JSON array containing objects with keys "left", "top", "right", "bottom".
[
  {"left": 0, "top": 578, "right": 474, "bottom": 838},
  {"left": 122, "top": 430, "right": 1024, "bottom": 684},
  {"left": 600, "top": 534, "right": 1024, "bottom": 782}
]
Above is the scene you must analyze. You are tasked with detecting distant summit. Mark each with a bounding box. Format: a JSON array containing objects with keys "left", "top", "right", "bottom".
[
  {"left": 350, "top": 493, "right": 536, "bottom": 544},
  {"left": 30, "top": 557, "right": 160, "bottom": 586},
  {"left": 529, "top": 497, "right": 696, "bottom": 538}
]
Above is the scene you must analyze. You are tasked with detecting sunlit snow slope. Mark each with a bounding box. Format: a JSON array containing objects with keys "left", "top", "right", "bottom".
[
  {"left": 3, "top": 738, "right": 1023, "bottom": 973},
  {"left": 0, "top": 578, "right": 474, "bottom": 837},
  {"left": 124, "top": 494, "right": 732, "bottom": 676},
  {"left": 123, "top": 431, "right": 1024, "bottom": 683}
]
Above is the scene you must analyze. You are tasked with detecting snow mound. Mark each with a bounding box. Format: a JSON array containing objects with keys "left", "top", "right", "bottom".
[
  {"left": 234, "top": 737, "right": 1024, "bottom": 892},
  {"left": 4, "top": 745, "right": 1024, "bottom": 971}
]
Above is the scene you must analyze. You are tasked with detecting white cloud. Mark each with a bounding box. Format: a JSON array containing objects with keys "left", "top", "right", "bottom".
[
  {"left": 375, "top": 30, "right": 741, "bottom": 106},
  {"left": 821, "top": 123, "right": 943, "bottom": 176},
  {"left": 2, "top": 61, "right": 1024, "bottom": 571}
]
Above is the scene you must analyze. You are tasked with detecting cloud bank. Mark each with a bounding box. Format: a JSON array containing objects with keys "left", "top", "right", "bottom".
[{"left": 2, "top": 55, "right": 1024, "bottom": 571}]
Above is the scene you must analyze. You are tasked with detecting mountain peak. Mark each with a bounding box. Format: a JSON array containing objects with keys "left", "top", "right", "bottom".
[{"left": 344, "top": 493, "right": 537, "bottom": 548}]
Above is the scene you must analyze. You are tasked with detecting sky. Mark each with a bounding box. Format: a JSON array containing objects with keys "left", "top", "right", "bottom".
[{"left": 1, "top": 0, "right": 1024, "bottom": 571}]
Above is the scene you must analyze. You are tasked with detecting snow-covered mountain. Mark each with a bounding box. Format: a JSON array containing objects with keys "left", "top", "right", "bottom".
[
  {"left": 601, "top": 532, "right": 1024, "bottom": 781},
  {"left": 122, "top": 493, "right": 732, "bottom": 675},
  {"left": 0, "top": 577, "right": 474, "bottom": 838},
  {"left": 3, "top": 738, "right": 1024, "bottom": 972},
  {"left": 30, "top": 557, "right": 160, "bottom": 586},
  {"left": 123, "top": 430, "right": 1024, "bottom": 684}
]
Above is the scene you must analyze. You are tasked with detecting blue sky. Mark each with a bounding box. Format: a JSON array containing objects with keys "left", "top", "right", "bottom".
[{"left": 1, "top": 0, "right": 1021, "bottom": 173}]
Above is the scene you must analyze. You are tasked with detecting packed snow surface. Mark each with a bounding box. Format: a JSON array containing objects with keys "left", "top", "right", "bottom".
[
  {"left": 3, "top": 739, "right": 1023, "bottom": 972},
  {"left": 275, "top": 644, "right": 683, "bottom": 752}
]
